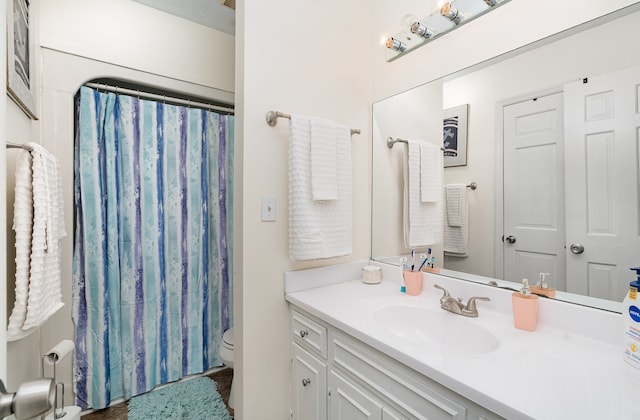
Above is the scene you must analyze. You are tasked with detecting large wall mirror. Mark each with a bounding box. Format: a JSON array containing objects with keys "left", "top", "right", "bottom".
[{"left": 372, "top": 4, "right": 640, "bottom": 312}]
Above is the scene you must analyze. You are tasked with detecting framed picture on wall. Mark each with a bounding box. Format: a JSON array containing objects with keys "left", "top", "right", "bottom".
[
  {"left": 443, "top": 104, "right": 468, "bottom": 167},
  {"left": 7, "top": 0, "right": 38, "bottom": 119}
]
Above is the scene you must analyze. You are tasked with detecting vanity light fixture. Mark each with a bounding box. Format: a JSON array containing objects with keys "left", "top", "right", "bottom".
[
  {"left": 385, "top": 37, "right": 408, "bottom": 52},
  {"left": 441, "top": 2, "right": 462, "bottom": 24},
  {"left": 410, "top": 21, "right": 434, "bottom": 39},
  {"left": 385, "top": 0, "right": 511, "bottom": 61}
]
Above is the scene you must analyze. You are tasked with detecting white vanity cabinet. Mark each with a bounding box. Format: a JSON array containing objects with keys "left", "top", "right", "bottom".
[{"left": 290, "top": 307, "right": 504, "bottom": 420}]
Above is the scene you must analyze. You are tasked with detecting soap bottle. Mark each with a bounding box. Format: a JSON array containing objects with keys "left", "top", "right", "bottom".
[
  {"left": 530, "top": 273, "right": 556, "bottom": 298},
  {"left": 623, "top": 268, "right": 640, "bottom": 371},
  {"left": 512, "top": 279, "right": 539, "bottom": 331}
]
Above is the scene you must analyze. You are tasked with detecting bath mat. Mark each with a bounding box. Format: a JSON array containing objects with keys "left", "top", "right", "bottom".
[{"left": 128, "top": 376, "right": 231, "bottom": 420}]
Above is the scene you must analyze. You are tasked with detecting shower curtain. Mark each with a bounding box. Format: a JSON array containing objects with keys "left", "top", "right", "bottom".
[{"left": 72, "top": 86, "right": 233, "bottom": 409}]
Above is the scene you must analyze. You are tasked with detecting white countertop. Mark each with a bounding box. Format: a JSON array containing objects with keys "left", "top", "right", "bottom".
[{"left": 285, "top": 261, "right": 640, "bottom": 420}]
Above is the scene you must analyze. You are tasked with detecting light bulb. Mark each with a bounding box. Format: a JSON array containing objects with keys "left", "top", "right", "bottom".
[
  {"left": 385, "top": 38, "right": 407, "bottom": 53},
  {"left": 410, "top": 21, "right": 434, "bottom": 40},
  {"left": 400, "top": 13, "right": 418, "bottom": 28},
  {"left": 441, "top": 2, "right": 462, "bottom": 24}
]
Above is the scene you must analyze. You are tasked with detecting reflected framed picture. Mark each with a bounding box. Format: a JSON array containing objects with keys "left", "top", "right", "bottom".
[
  {"left": 7, "top": 0, "right": 38, "bottom": 119},
  {"left": 443, "top": 104, "right": 468, "bottom": 167}
]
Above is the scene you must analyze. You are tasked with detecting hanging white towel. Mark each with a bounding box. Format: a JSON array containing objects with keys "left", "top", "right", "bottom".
[
  {"left": 404, "top": 140, "right": 443, "bottom": 248},
  {"left": 420, "top": 142, "right": 442, "bottom": 203},
  {"left": 7, "top": 150, "right": 35, "bottom": 341},
  {"left": 444, "top": 184, "right": 468, "bottom": 256},
  {"left": 289, "top": 115, "right": 352, "bottom": 261},
  {"left": 310, "top": 117, "right": 338, "bottom": 201},
  {"left": 7, "top": 143, "right": 66, "bottom": 338}
]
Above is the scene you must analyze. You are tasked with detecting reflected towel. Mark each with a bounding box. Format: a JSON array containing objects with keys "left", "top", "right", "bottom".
[
  {"left": 420, "top": 142, "right": 442, "bottom": 203},
  {"left": 310, "top": 117, "right": 338, "bottom": 201},
  {"left": 444, "top": 184, "right": 468, "bottom": 256},
  {"left": 289, "top": 115, "right": 352, "bottom": 261},
  {"left": 404, "top": 140, "right": 443, "bottom": 248}
]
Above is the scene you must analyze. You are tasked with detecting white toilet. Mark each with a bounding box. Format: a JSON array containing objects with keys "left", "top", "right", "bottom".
[{"left": 219, "top": 328, "right": 235, "bottom": 409}]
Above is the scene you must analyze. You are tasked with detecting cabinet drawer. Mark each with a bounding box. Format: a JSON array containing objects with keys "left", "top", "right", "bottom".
[
  {"left": 331, "top": 333, "right": 469, "bottom": 420},
  {"left": 291, "top": 309, "right": 327, "bottom": 358}
]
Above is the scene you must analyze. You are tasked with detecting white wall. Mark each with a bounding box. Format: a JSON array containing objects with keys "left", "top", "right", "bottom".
[
  {"left": 39, "top": 0, "right": 234, "bottom": 93},
  {"left": 442, "top": 9, "right": 640, "bottom": 278},
  {"left": 236, "top": 0, "right": 372, "bottom": 418},
  {"left": 5, "top": 0, "right": 234, "bottom": 403}
]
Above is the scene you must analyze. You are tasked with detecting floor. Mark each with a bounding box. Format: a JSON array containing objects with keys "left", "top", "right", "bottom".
[{"left": 80, "top": 368, "right": 234, "bottom": 419}]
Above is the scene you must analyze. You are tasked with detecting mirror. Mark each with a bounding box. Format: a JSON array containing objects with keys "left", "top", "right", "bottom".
[{"left": 372, "top": 5, "right": 640, "bottom": 312}]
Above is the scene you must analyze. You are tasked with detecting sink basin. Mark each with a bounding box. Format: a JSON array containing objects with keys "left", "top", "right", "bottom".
[{"left": 373, "top": 304, "right": 500, "bottom": 355}]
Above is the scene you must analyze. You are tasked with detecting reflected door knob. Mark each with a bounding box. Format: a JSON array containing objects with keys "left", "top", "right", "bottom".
[
  {"left": 570, "top": 243, "right": 584, "bottom": 254},
  {"left": 505, "top": 235, "right": 516, "bottom": 244}
]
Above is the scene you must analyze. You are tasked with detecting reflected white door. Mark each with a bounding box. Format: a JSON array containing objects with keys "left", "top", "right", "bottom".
[
  {"left": 503, "top": 93, "right": 566, "bottom": 289},
  {"left": 564, "top": 67, "right": 640, "bottom": 300}
]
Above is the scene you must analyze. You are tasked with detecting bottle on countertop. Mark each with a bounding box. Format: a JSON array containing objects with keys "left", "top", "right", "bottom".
[
  {"left": 512, "top": 279, "right": 539, "bottom": 332},
  {"left": 530, "top": 273, "right": 556, "bottom": 298},
  {"left": 623, "top": 268, "right": 640, "bottom": 371}
]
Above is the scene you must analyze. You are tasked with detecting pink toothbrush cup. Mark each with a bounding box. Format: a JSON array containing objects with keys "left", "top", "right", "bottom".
[
  {"left": 403, "top": 271, "right": 423, "bottom": 296},
  {"left": 512, "top": 292, "right": 539, "bottom": 331}
]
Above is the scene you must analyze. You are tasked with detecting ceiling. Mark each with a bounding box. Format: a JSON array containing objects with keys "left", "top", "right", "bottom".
[{"left": 132, "top": 0, "right": 235, "bottom": 35}]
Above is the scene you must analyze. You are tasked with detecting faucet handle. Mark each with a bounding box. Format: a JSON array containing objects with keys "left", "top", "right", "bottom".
[
  {"left": 463, "top": 296, "right": 490, "bottom": 316},
  {"left": 433, "top": 284, "right": 451, "bottom": 305}
]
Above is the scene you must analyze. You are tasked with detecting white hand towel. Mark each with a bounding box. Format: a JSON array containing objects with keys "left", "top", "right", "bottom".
[
  {"left": 445, "top": 184, "right": 465, "bottom": 227},
  {"left": 420, "top": 142, "right": 443, "bottom": 203},
  {"left": 404, "top": 140, "right": 443, "bottom": 248},
  {"left": 310, "top": 117, "right": 338, "bottom": 201},
  {"left": 7, "top": 150, "right": 35, "bottom": 341},
  {"left": 444, "top": 184, "right": 468, "bottom": 256},
  {"left": 289, "top": 115, "right": 352, "bottom": 261}
]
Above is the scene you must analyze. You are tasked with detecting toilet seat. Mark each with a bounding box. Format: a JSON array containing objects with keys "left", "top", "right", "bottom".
[{"left": 222, "top": 328, "right": 234, "bottom": 348}]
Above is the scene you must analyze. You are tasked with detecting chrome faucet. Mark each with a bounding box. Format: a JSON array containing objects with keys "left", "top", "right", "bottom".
[{"left": 434, "top": 285, "right": 490, "bottom": 317}]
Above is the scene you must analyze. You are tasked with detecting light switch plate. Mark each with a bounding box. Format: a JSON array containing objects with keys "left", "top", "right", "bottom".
[{"left": 261, "top": 196, "right": 277, "bottom": 222}]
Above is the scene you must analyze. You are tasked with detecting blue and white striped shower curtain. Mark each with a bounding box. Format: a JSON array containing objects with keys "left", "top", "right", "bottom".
[{"left": 72, "top": 86, "right": 233, "bottom": 409}]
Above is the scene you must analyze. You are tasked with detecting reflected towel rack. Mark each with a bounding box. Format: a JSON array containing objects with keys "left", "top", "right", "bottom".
[
  {"left": 6, "top": 142, "right": 33, "bottom": 152},
  {"left": 265, "top": 110, "right": 361, "bottom": 136},
  {"left": 386, "top": 136, "right": 445, "bottom": 151}
]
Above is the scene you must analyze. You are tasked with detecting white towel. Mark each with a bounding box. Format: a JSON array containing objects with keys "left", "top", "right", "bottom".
[
  {"left": 7, "top": 143, "right": 66, "bottom": 339},
  {"left": 420, "top": 142, "right": 442, "bottom": 203},
  {"left": 404, "top": 140, "right": 443, "bottom": 248},
  {"left": 289, "top": 115, "right": 352, "bottom": 261},
  {"left": 444, "top": 184, "right": 468, "bottom": 256},
  {"left": 7, "top": 150, "right": 35, "bottom": 341},
  {"left": 310, "top": 117, "right": 338, "bottom": 201}
]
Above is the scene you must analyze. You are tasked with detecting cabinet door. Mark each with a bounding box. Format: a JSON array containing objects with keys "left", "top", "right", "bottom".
[
  {"left": 329, "top": 371, "right": 382, "bottom": 420},
  {"left": 292, "top": 342, "right": 327, "bottom": 420}
]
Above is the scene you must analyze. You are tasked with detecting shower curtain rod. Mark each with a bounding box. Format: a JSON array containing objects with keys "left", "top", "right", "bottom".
[{"left": 84, "top": 82, "right": 234, "bottom": 115}]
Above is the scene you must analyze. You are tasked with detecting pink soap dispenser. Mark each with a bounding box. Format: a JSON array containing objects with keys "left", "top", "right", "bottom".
[{"left": 512, "top": 279, "right": 539, "bottom": 331}]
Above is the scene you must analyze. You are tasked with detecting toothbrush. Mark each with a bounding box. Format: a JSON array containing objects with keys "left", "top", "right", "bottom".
[
  {"left": 400, "top": 256, "right": 408, "bottom": 271},
  {"left": 430, "top": 256, "right": 436, "bottom": 268},
  {"left": 399, "top": 257, "right": 408, "bottom": 293},
  {"left": 417, "top": 254, "right": 429, "bottom": 271},
  {"left": 411, "top": 249, "right": 415, "bottom": 271}
]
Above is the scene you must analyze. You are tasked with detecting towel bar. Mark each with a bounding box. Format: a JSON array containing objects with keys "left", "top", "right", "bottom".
[
  {"left": 386, "top": 137, "right": 445, "bottom": 151},
  {"left": 6, "top": 142, "right": 33, "bottom": 152},
  {"left": 266, "top": 110, "right": 361, "bottom": 136}
]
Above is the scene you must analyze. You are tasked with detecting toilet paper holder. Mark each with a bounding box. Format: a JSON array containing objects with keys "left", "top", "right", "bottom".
[{"left": 43, "top": 340, "right": 75, "bottom": 419}]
